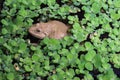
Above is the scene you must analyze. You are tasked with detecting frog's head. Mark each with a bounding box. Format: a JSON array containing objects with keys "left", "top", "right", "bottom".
[{"left": 29, "top": 23, "right": 48, "bottom": 39}]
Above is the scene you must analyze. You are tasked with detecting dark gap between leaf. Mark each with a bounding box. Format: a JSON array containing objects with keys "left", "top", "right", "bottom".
[
  {"left": 75, "top": 73, "right": 84, "bottom": 79},
  {"left": 23, "top": 72, "right": 31, "bottom": 80},
  {"left": 116, "top": 52, "right": 120, "bottom": 54},
  {"left": 78, "top": 51, "right": 87, "bottom": 58},
  {"left": 109, "top": 22, "right": 114, "bottom": 29},
  {"left": 99, "top": 32, "right": 109, "bottom": 40},
  {"left": 0, "top": 0, "right": 4, "bottom": 12},
  {"left": 69, "top": 8, "right": 85, "bottom": 21},
  {"left": 56, "top": 0, "right": 63, "bottom": 6},
  {"left": 95, "top": 24, "right": 102, "bottom": 30},
  {"left": 96, "top": 13, "right": 99, "bottom": 17},
  {"left": 0, "top": 0, "right": 5, "bottom": 27},
  {"left": 90, "top": 69, "right": 101, "bottom": 80},
  {"left": 41, "top": 3, "right": 48, "bottom": 8},
  {"left": 12, "top": 58, "right": 18, "bottom": 64},
  {"left": 26, "top": 33, "right": 40, "bottom": 44},
  {"left": 110, "top": 62, "right": 120, "bottom": 78}
]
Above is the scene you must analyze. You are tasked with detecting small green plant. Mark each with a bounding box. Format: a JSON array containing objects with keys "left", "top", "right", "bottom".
[{"left": 0, "top": 0, "right": 120, "bottom": 80}]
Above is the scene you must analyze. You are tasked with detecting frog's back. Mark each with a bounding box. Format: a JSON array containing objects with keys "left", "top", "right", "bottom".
[
  {"left": 47, "top": 20, "right": 69, "bottom": 39},
  {"left": 48, "top": 20, "right": 69, "bottom": 30}
]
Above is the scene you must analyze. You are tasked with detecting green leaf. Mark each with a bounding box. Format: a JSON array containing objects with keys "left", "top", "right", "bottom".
[
  {"left": 113, "top": 0, "right": 120, "bottom": 7},
  {"left": 10, "top": 40, "right": 17, "bottom": 46},
  {"left": 113, "top": 28, "right": 119, "bottom": 36},
  {"left": 97, "top": 69, "right": 117, "bottom": 80},
  {"left": 7, "top": 73, "right": 15, "bottom": 80},
  {"left": 24, "top": 65, "right": 32, "bottom": 71},
  {"left": 31, "top": 0, "right": 36, "bottom": 5},
  {"left": 0, "top": 37, "right": 4, "bottom": 44},
  {"left": 91, "top": 2, "right": 102, "bottom": 13},
  {"left": 59, "top": 5, "right": 70, "bottom": 14},
  {"left": 68, "top": 16, "right": 79, "bottom": 24},
  {"left": 85, "top": 50, "right": 96, "bottom": 61},
  {"left": 110, "top": 11, "right": 120, "bottom": 20},
  {"left": 1, "top": 19, "right": 9, "bottom": 26},
  {"left": 68, "top": 16, "right": 74, "bottom": 21},
  {"left": 85, "top": 42, "right": 94, "bottom": 50},
  {"left": 44, "top": 60, "right": 50, "bottom": 70},
  {"left": 67, "top": 53, "right": 74, "bottom": 62},
  {"left": 93, "top": 54, "right": 102, "bottom": 68},
  {"left": 3, "top": 43, "right": 12, "bottom": 53},
  {"left": 84, "top": 13, "right": 91, "bottom": 20},
  {"left": 82, "top": 6, "right": 91, "bottom": 13},
  {"left": 18, "top": 42, "right": 27, "bottom": 53},
  {"left": 110, "top": 54, "right": 120, "bottom": 68},
  {"left": 47, "top": 0, "right": 56, "bottom": 5},
  {"left": 18, "top": 7, "right": 28, "bottom": 17},
  {"left": 2, "top": 28, "right": 8, "bottom": 34},
  {"left": 66, "top": 69, "right": 75, "bottom": 78},
  {"left": 61, "top": 36, "right": 73, "bottom": 48},
  {"left": 73, "top": 77, "right": 80, "bottom": 80},
  {"left": 20, "top": 0, "right": 28, "bottom": 5},
  {"left": 59, "top": 48, "right": 69, "bottom": 56},
  {"left": 51, "top": 75, "right": 58, "bottom": 80},
  {"left": 42, "top": 38, "right": 61, "bottom": 50},
  {"left": 73, "top": 42, "right": 80, "bottom": 49},
  {"left": 102, "top": 63, "right": 111, "bottom": 70},
  {"left": 52, "top": 54, "right": 60, "bottom": 63},
  {"left": 32, "top": 54, "right": 39, "bottom": 62},
  {"left": 85, "top": 62, "right": 93, "bottom": 71},
  {"left": 84, "top": 72, "right": 94, "bottom": 80},
  {"left": 30, "top": 46, "right": 36, "bottom": 51},
  {"left": 102, "top": 23, "right": 112, "bottom": 32},
  {"left": 59, "top": 57, "right": 68, "bottom": 68},
  {"left": 72, "top": 22, "right": 87, "bottom": 42}
]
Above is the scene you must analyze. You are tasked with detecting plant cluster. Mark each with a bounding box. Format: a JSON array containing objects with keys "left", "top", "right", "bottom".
[{"left": 0, "top": 0, "right": 120, "bottom": 80}]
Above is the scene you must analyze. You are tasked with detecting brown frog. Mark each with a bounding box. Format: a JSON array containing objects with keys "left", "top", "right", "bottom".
[{"left": 29, "top": 20, "right": 69, "bottom": 39}]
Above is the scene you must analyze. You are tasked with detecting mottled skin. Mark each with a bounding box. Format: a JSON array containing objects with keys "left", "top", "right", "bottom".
[{"left": 29, "top": 20, "right": 69, "bottom": 39}]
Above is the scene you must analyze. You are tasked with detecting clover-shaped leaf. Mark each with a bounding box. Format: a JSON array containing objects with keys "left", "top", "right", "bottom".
[
  {"left": 85, "top": 50, "right": 96, "bottom": 61},
  {"left": 112, "top": 28, "right": 119, "bottom": 36},
  {"left": 110, "top": 11, "right": 120, "bottom": 20},
  {"left": 18, "top": 42, "right": 27, "bottom": 53},
  {"left": 18, "top": 7, "right": 28, "bottom": 17},
  {"left": 93, "top": 54, "right": 102, "bottom": 68},
  {"left": 113, "top": 0, "right": 120, "bottom": 7},
  {"left": 73, "top": 77, "right": 80, "bottom": 80},
  {"left": 59, "top": 57, "right": 68, "bottom": 68},
  {"left": 85, "top": 42, "right": 94, "bottom": 50},
  {"left": 24, "top": 65, "right": 32, "bottom": 72},
  {"left": 47, "top": 0, "right": 56, "bottom": 6},
  {"left": 42, "top": 38, "right": 61, "bottom": 50},
  {"left": 0, "top": 37, "right": 5, "bottom": 44},
  {"left": 66, "top": 69, "right": 75, "bottom": 78},
  {"left": 60, "top": 36, "right": 74, "bottom": 48},
  {"left": 1, "top": 19, "right": 9, "bottom": 26},
  {"left": 7, "top": 73, "right": 15, "bottom": 80},
  {"left": 32, "top": 54, "right": 40, "bottom": 62},
  {"left": 72, "top": 22, "right": 87, "bottom": 42},
  {"left": 110, "top": 54, "right": 120, "bottom": 68},
  {"left": 85, "top": 62, "right": 93, "bottom": 71},
  {"left": 91, "top": 2, "right": 102, "bottom": 13},
  {"left": 2, "top": 28, "right": 8, "bottom": 34}
]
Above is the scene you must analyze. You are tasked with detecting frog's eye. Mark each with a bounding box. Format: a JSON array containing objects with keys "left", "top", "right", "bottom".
[{"left": 36, "top": 29, "right": 41, "bottom": 32}]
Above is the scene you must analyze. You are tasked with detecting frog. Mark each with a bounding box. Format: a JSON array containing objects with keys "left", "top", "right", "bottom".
[{"left": 29, "top": 20, "right": 69, "bottom": 39}]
